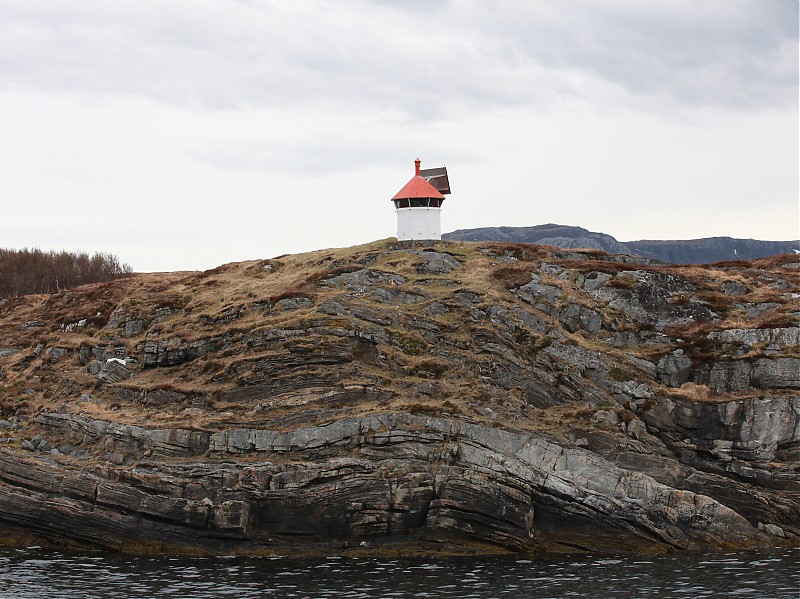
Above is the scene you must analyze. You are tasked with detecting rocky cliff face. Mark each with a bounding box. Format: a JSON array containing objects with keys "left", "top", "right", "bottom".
[
  {"left": 443, "top": 224, "right": 800, "bottom": 264},
  {"left": 0, "top": 240, "right": 797, "bottom": 556}
]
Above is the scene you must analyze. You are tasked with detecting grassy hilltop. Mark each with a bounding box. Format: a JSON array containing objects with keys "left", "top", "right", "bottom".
[{"left": 0, "top": 239, "right": 797, "bottom": 554}]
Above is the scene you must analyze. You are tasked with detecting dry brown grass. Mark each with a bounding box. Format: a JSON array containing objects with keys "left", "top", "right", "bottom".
[
  {"left": 668, "top": 382, "right": 713, "bottom": 401},
  {"left": 492, "top": 265, "right": 536, "bottom": 289},
  {"left": 2, "top": 239, "right": 798, "bottom": 439}
]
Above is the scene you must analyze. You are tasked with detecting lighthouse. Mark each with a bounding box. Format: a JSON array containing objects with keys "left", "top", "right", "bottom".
[{"left": 391, "top": 158, "right": 451, "bottom": 241}]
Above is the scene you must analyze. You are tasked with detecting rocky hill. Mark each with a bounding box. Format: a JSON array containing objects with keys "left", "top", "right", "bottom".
[
  {"left": 0, "top": 239, "right": 798, "bottom": 557},
  {"left": 443, "top": 224, "right": 800, "bottom": 264}
]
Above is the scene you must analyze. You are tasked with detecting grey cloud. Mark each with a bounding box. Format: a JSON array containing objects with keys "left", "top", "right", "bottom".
[
  {"left": 0, "top": 0, "right": 795, "bottom": 116},
  {"left": 476, "top": 0, "right": 798, "bottom": 110},
  {"left": 186, "top": 135, "right": 480, "bottom": 175}
]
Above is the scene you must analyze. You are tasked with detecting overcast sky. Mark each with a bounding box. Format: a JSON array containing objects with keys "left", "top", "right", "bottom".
[{"left": 1, "top": 0, "right": 797, "bottom": 272}]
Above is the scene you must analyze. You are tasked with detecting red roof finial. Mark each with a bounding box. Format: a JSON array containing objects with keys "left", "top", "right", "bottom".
[{"left": 414, "top": 158, "right": 421, "bottom": 176}]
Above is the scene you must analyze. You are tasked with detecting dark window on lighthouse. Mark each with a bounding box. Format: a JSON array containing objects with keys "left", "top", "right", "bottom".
[{"left": 395, "top": 198, "right": 442, "bottom": 208}]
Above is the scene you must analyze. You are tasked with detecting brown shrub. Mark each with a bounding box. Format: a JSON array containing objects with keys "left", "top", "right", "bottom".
[
  {"left": 757, "top": 313, "right": 798, "bottom": 329},
  {"left": 492, "top": 265, "right": 534, "bottom": 289},
  {"left": 408, "top": 403, "right": 439, "bottom": 415},
  {"left": 556, "top": 260, "right": 635, "bottom": 276},
  {"left": 493, "top": 243, "right": 548, "bottom": 261},
  {"left": 609, "top": 277, "right": 635, "bottom": 290},
  {"left": 668, "top": 382, "right": 712, "bottom": 401}
]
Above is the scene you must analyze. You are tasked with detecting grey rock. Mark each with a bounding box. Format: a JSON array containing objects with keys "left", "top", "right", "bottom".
[
  {"left": 35, "top": 413, "right": 212, "bottom": 458},
  {"left": 44, "top": 347, "right": 69, "bottom": 361},
  {"left": 579, "top": 307, "right": 603, "bottom": 334},
  {"left": 539, "top": 263, "right": 563, "bottom": 276},
  {"left": 323, "top": 269, "right": 405, "bottom": 290},
  {"left": 559, "top": 303, "right": 603, "bottom": 334},
  {"left": 275, "top": 297, "right": 313, "bottom": 311},
  {"left": 424, "top": 302, "right": 450, "bottom": 316},
  {"left": 0, "top": 411, "right": 784, "bottom": 554},
  {"left": 639, "top": 396, "right": 799, "bottom": 463},
  {"left": 81, "top": 345, "right": 127, "bottom": 366},
  {"left": 736, "top": 303, "right": 781, "bottom": 319},
  {"left": 78, "top": 345, "right": 92, "bottom": 364},
  {"left": 614, "top": 380, "right": 653, "bottom": 400},
  {"left": 124, "top": 319, "right": 144, "bottom": 337},
  {"left": 701, "top": 360, "right": 753, "bottom": 393},
  {"left": 626, "top": 419, "right": 648, "bottom": 441},
  {"left": 582, "top": 272, "right": 612, "bottom": 291},
  {"left": 708, "top": 327, "right": 800, "bottom": 348},
  {"left": 751, "top": 358, "right": 800, "bottom": 389},
  {"left": 609, "top": 331, "right": 641, "bottom": 347},
  {"left": 21, "top": 440, "right": 35, "bottom": 451},
  {"left": 372, "top": 288, "right": 425, "bottom": 305},
  {"left": 474, "top": 406, "right": 498, "bottom": 419},
  {"left": 86, "top": 360, "right": 103, "bottom": 376},
  {"left": 758, "top": 523, "right": 786, "bottom": 538},
  {"left": 721, "top": 281, "right": 750, "bottom": 296},
  {"left": 690, "top": 357, "right": 800, "bottom": 393},
  {"left": 517, "top": 276, "right": 562, "bottom": 311},
  {"left": 512, "top": 307, "right": 547, "bottom": 334},
  {"left": 96, "top": 359, "right": 132, "bottom": 384},
  {"left": 453, "top": 291, "right": 483, "bottom": 308},
  {"left": 593, "top": 410, "right": 620, "bottom": 425},
  {"left": 105, "top": 306, "right": 126, "bottom": 330},
  {"left": 143, "top": 337, "right": 220, "bottom": 368},
  {"left": 102, "top": 452, "right": 126, "bottom": 465},
  {"left": 625, "top": 356, "right": 657, "bottom": 378},
  {"left": 415, "top": 251, "right": 461, "bottom": 275},
  {"left": 590, "top": 271, "right": 717, "bottom": 329},
  {"left": 657, "top": 350, "right": 692, "bottom": 387},
  {"left": 151, "top": 307, "right": 174, "bottom": 323},
  {"left": 316, "top": 301, "right": 394, "bottom": 334}
]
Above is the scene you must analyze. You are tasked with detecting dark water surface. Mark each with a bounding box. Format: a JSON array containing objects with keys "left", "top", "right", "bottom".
[{"left": 0, "top": 546, "right": 797, "bottom": 598}]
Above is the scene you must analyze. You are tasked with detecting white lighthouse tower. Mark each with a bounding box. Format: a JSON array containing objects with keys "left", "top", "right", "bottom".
[{"left": 391, "top": 158, "right": 451, "bottom": 241}]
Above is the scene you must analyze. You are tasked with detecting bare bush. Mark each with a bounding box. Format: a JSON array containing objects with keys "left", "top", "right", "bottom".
[{"left": 0, "top": 248, "right": 133, "bottom": 297}]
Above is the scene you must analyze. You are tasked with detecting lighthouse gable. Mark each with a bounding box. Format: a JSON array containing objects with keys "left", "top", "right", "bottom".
[{"left": 419, "top": 166, "right": 450, "bottom": 195}]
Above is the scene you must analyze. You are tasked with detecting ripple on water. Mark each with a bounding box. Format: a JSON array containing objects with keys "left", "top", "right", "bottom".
[{"left": 0, "top": 547, "right": 797, "bottom": 598}]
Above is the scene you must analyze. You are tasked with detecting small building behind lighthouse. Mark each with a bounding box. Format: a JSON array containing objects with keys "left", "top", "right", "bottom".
[{"left": 391, "top": 158, "right": 451, "bottom": 241}]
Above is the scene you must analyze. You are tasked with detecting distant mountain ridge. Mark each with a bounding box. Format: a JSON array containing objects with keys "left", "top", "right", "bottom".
[{"left": 443, "top": 224, "right": 800, "bottom": 264}]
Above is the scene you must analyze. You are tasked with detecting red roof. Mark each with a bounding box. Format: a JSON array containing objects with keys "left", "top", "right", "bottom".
[{"left": 391, "top": 159, "right": 446, "bottom": 201}]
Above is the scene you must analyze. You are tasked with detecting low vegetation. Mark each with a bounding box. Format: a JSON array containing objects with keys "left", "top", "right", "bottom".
[{"left": 0, "top": 240, "right": 797, "bottom": 435}]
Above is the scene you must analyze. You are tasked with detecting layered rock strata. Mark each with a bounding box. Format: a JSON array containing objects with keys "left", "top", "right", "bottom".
[{"left": 0, "top": 240, "right": 797, "bottom": 554}]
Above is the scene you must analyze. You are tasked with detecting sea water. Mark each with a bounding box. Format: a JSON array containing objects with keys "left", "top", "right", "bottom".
[{"left": 0, "top": 546, "right": 797, "bottom": 598}]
